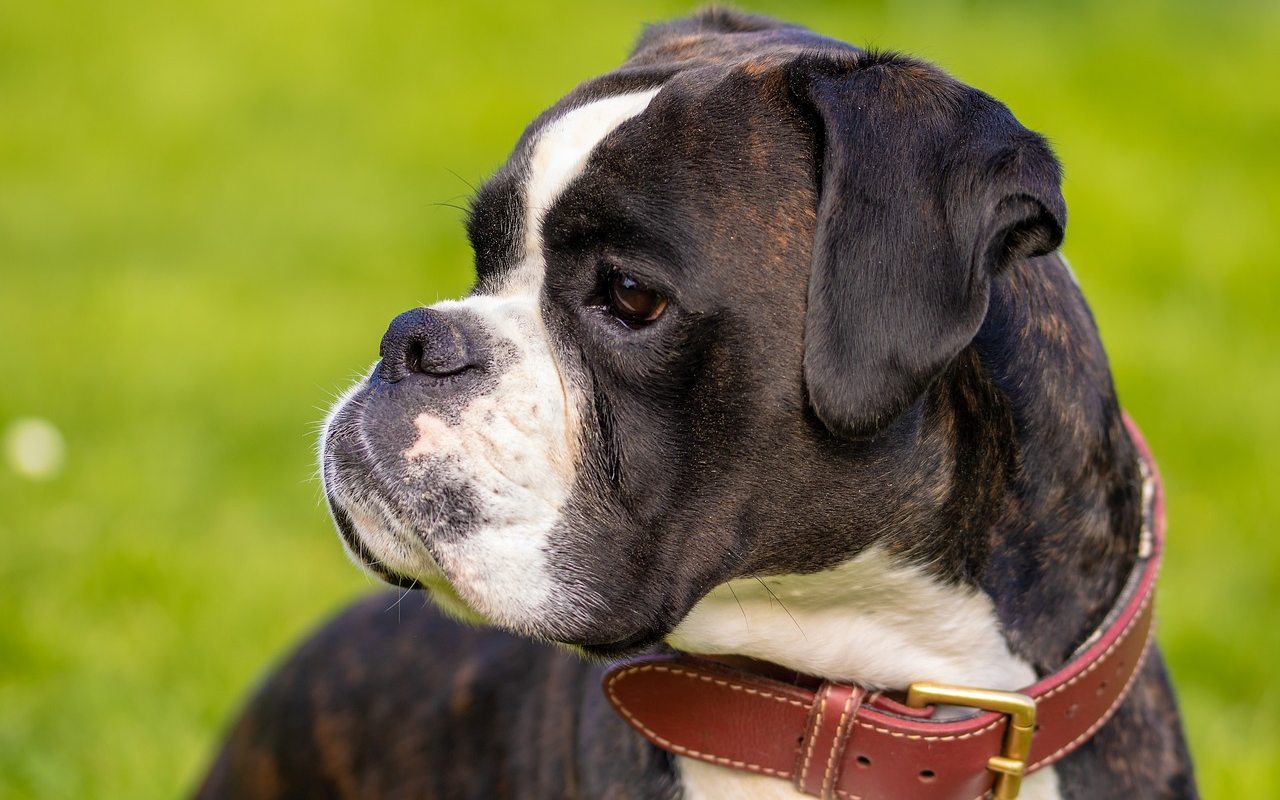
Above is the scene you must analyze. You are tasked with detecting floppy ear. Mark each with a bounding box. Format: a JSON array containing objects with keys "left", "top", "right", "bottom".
[{"left": 794, "top": 53, "right": 1066, "bottom": 439}]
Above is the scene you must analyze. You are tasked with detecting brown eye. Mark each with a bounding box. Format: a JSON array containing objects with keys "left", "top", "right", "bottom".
[{"left": 607, "top": 273, "right": 667, "bottom": 326}]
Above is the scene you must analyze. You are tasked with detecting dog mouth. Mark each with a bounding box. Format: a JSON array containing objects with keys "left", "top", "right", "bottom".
[
  {"left": 322, "top": 396, "right": 545, "bottom": 633},
  {"left": 574, "top": 628, "right": 669, "bottom": 659},
  {"left": 322, "top": 392, "right": 460, "bottom": 585},
  {"left": 321, "top": 371, "right": 677, "bottom": 653},
  {"left": 327, "top": 489, "right": 505, "bottom": 629},
  {"left": 326, "top": 464, "right": 672, "bottom": 654},
  {"left": 326, "top": 500, "right": 423, "bottom": 589},
  {"left": 327, "top": 467, "right": 676, "bottom": 655}
]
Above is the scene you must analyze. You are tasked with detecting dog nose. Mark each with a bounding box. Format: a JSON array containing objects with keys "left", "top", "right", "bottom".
[{"left": 378, "top": 307, "right": 473, "bottom": 383}]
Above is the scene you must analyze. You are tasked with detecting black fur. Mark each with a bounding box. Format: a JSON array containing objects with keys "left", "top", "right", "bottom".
[
  {"left": 199, "top": 8, "right": 1195, "bottom": 799},
  {"left": 793, "top": 49, "right": 1066, "bottom": 439}
]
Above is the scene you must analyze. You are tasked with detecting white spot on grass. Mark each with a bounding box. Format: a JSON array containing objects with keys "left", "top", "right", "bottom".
[{"left": 5, "top": 417, "right": 65, "bottom": 480}]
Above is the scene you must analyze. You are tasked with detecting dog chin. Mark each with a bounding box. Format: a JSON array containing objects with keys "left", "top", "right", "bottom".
[
  {"left": 338, "top": 511, "right": 670, "bottom": 655},
  {"left": 423, "top": 575, "right": 663, "bottom": 659},
  {"left": 571, "top": 628, "right": 670, "bottom": 660}
]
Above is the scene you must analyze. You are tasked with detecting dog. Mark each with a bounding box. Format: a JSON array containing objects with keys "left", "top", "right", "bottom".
[{"left": 197, "top": 9, "right": 1196, "bottom": 799}]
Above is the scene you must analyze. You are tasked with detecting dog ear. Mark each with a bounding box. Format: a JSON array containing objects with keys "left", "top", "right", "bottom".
[{"left": 793, "top": 53, "right": 1066, "bottom": 439}]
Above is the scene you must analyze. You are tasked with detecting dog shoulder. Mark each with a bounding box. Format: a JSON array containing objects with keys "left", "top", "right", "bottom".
[{"left": 196, "top": 594, "right": 680, "bottom": 799}]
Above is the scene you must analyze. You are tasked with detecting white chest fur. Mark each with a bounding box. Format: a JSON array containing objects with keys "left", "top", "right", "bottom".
[{"left": 666, "top": 546, "right": 1062, "bottom": 799}]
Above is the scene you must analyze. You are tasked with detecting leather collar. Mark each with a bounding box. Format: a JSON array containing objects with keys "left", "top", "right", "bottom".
[{"left": 604, "top": 415, "right": 1164, "bottom": 799}]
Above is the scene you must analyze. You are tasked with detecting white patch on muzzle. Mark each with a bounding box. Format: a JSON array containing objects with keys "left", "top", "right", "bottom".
[
  {"left": 402, "top": 293, "right": 577, "bottom": 630},
  {"left": 323, "top": 87, "right": 661, "bottom": 635}
]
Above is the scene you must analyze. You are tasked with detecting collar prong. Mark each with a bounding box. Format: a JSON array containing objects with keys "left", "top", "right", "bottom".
[{"left": 906, "top": 681, "right": 1037, "bottom": 800}]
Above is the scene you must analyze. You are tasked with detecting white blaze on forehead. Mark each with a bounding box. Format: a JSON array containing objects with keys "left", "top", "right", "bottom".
[{"left": 507, "top": 87, "right": 662, "bottom": 293}]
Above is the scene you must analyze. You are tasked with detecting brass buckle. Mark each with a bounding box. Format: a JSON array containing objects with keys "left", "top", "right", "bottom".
[{"left": 906, "top": 681, "right": 1037, "bottom": 800}]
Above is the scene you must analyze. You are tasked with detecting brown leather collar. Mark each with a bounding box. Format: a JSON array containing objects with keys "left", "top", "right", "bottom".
[{"left": 604, "top": 415, "right": 1164, "bottom": 800}]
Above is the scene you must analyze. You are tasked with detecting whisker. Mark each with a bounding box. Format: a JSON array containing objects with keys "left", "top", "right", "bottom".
[
  {"left": 444, "top": 167, "right": 478, "bottom": 196},
  {"left": 386, "top": 579, "right": 422, "bottom": 619},
  {"left": 431, "top": 201, "right": 470, "bottom": 214},
  {"left": 753, "top": 574, "right": 805, "bottom": 640},
  {"left": 727, "top": 581, "right": 749, "bottom": 632}
]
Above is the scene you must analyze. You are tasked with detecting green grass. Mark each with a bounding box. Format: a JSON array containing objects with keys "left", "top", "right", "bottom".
[{"left": 2, "top": 1, "right": 1276, "bottom": 796}]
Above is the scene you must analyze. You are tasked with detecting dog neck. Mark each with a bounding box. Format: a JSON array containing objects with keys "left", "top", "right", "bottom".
[
  {"left": 969, "top": 253, "right": 1142, "bottom": 673},
  {"left": 669, "top": 253, "right": 1140, "bottom": 692}
]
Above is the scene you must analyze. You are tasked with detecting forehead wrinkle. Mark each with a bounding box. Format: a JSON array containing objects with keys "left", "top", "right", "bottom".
[{"left": 502, "top": 88, "right": 662, "bottom": 297}]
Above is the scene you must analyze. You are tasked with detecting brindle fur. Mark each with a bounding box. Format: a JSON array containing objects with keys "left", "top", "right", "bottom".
[{"left": 198, "top": 9, "right": 1194, "bottom": 799}]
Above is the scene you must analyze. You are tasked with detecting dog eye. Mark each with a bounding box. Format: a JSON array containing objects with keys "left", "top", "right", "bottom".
[{"left": 607, "top": 272, "right": 667, "bottom": 326}]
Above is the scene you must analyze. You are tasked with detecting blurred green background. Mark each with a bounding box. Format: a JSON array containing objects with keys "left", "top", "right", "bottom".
[{"left": 1, "top": 0, "right": 1276, "bottom": 796}]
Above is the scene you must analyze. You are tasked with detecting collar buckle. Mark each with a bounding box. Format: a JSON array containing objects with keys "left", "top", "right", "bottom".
[{"left": 906, "top": 681, "right": 1037, "bottom": 800}]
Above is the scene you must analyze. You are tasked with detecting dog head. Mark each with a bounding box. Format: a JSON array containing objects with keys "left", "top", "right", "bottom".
[{"left": 320, "top": 11, "right": 1064, "bottom": 657}]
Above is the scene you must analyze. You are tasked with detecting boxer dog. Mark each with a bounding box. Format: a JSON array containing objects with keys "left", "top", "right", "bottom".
[{"left": 198, "top": 9, "right": 1195, "bottom": 799}]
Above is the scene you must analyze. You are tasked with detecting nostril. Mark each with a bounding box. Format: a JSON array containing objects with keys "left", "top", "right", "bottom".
[
  {"left": 378, "top": 307, "right": 472, "bottom": 383},
  {"left": 406, "top": 341, "right": 425, "bottom": 374}
]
